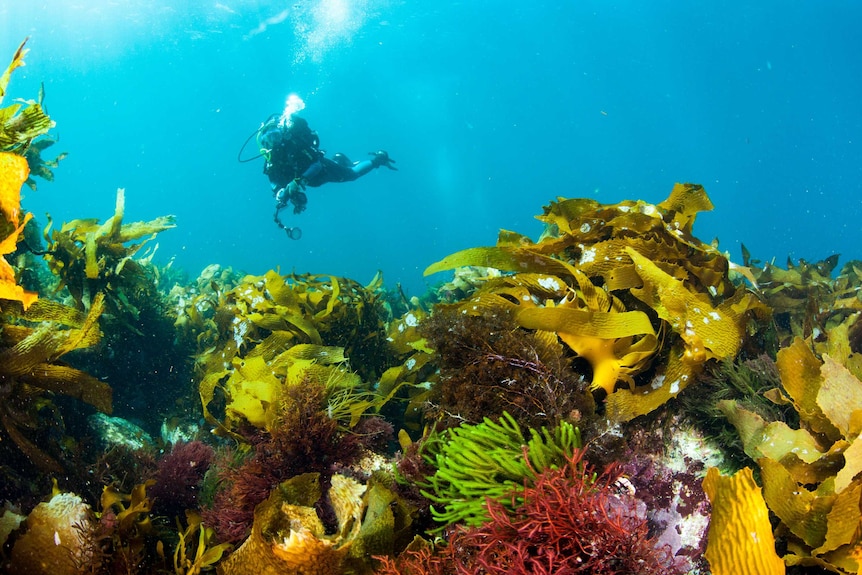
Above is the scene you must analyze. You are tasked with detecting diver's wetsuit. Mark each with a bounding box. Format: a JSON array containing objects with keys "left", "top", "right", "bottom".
[
  {"left": 264, "top": 116, "right": 374, "bottom": 190},
  {"left": 260, "top": 114, "right": 394, "bottom": 237},
  {"left": 301, "top": 155, "right": 376, "bottom": 185}
]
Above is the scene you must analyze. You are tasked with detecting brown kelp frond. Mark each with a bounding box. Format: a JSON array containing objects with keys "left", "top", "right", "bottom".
[
  {"left": 425, "top": 183, "right": 768, "bottom": 421},
  {"left": 0, "top": 39, "right": 28, "bottom": 103},
  {"left": 218, "top": 472, "right": 414, "bottom": 575},
  {"left": 748, "top": 253, "right": 862, "bottom": 348},
  {"left": 182, "top": 270, "right": 396, "bottom": 376},
  {"left": 1, "top": 152, "right": 37, "bottom": 309},
  {"left": 191, "top": 270, "right": 403, "bottom": 440},
  {"left": 22, "top": 135, "right": 67, "bottom": 191},
  {"left": 0, "top": 292, "right": 111, "bottom": 471},
  {"left": 0, "top": 94, "right": 112, "bottom": 473},
  {"left": 702, "top": 467, "right": 785, "bottom": 575},
  {"left": 0, "top": 39, "right": 55, "bottom": 155},
  {"left": 42, "top": 188, "right": 176, "bottom": 313},
  {"left": 710, "top": 326, "right": 862, "bottom": 573},
  {"left": 0, "top": 292, "right": 105, "bottom": 376}
]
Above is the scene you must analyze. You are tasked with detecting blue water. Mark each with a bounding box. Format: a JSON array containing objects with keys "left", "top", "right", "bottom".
[{"left": 3, "top": 1, "right": 861, "bottom": 296}]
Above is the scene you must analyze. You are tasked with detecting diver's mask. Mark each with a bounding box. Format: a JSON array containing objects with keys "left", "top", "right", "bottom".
[{"left": 258, "top": 122, "right": 283, "bottom": 151}]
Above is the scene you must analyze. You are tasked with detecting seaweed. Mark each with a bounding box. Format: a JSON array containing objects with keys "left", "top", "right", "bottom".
[
  {"left": 748, "top": 253, "right": 862, "bottom": 348},
  {"left": 425, "top": 183, "right": 769, "bottom": 421},
  {"left": 0, "top": 39, "right": 54, "bottom": 156},
  {"left": 41, "top": 188, "right": 176, "bottom": 315},
  {"left": 201, "top": 366, "right": 370, "bottom": 545},
  {"left": 189, "top": 270, "right": 408, "bottom": 442},
  {"left": 172, "top": 510, "right": 231, "bottom": 575},
  {"left": 217, "top": 472, "right": 415, "bottom": 575},
  {"left": 1, "top": 152, "right": 37, "bottom": 308},
  {"left": 39, "top": 189, "right": 197, "bottom": 421},
  {"left": 682, "top": 355, "right": 793, "bottom": 472},
  {"left": 420, "top": 305, "right": 593, "bottom": 431},
  {"left": 418, "top": 412, "right": 580, "bottom": 528},
  {"left": 99, "top": 480, "right": 161, "bottom": 573},
  {"left": 21, "top": 135, "right": 66, "bottom": 191},
  {"left": 0, "top": 42, "right": 115, "bottom": 503},
  {"left": 0, "top": 293, "right": 111, "bottom": 474},
  {"left": 702, "top": 467, "right": 785, "bottom": 575},
  {"left": 380, "top": 449, "right": 683, "bottom": 575},
  {"left": 708, "top": 327, "right": 862, "bottom": 573}
]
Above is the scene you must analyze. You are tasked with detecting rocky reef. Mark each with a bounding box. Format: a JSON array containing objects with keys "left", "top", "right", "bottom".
[{"left": 3, "top": 38, "right": 862, "bottom": 575}]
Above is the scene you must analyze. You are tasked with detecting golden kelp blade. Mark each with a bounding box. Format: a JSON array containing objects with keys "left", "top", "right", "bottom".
[
  {"left": 626, "top": 246, "right": 745, "bottom": 362},
  {"left": 0, "top": 152, "right": 36, "bottom": 309},
  {"left": 423, "top": 246, "right": 578, "bottom": 279},
  {"left": 515, "top": 305, "right": 657, "bottom": 394},
  {"left": 0, "top": 39, "right": 28, "bottom": 105},
  {"left": 656, "top": 182, "right": 714, "bottom": 234},
  {"left": 0, "top": 152, "right": 26, "bottom": 225},
  {"left": 21, "top": 364, "right": 112, "bottom": 414},
  {"left": 702, "top": 467, "right": 785, "bottom": 575}
]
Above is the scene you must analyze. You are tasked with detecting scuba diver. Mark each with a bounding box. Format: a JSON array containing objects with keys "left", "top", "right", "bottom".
[{"left": 239, "top": 96, "right": 396, "bottom": 239}]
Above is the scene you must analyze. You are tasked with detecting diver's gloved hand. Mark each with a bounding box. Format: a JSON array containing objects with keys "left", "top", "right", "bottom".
[
  {"left": 369, "top": 150, "right": 397, "bottom": 170},
  {"left": 291, "top": 190, "right": 307, "bottom": 214},
  {"left": 286, "top": 179, "right": 307, "bottom": 214},
  {"left": 275, "top": 186, "right": 289, "bottom": 207}
]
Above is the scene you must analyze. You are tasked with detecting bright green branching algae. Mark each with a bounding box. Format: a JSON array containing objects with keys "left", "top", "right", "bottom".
[{"left": 419, "top": 411, "right": 580, "bottom": 529}]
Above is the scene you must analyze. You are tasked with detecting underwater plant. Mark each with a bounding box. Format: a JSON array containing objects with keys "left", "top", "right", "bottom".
[
  {"left": 188, "top": 270, "right": 398, "bottom": 389},
  {"left": 41, "top": 188, "right": 176, "bottom": 314},
  {"left": 419, "top": 412, "right": 580, "bottom": 528},
  {"left": 0, "top": 40, "right": 64, "bottom": 307},
  {"left": 150, "top": 440, "right": 215, "bottom": 520},
  {"left": 1, "top": 151, "right": 37, "bottom": 308},
  {"left": 375, "top": 305, "right": 440, "bottom": 433},
  {"left": 99, "top": 479, "right": 161, "bottom": 574},
  {"left": 680, "top": 354, "right": 795, "bottom": 473},
  {"left": 218, "top": 472, "right": 415, "bottom": 575},
  {"left": 0, "top": 39, "right": 55, "bottom": 159},
  {"left": 1, "top": 134, "right": 115, "bottom": 478},
  {"left": 188, "top": 268, "right": 413, "bottom": 463},
  {"left": 420, "top": 305, "right": 595, "bottom": 431},
  {"left": 199, "top": 341, "right": 375, "bottom": 440},
  {"left": 745, "top": 250, "right": 862, "bottom": 349},
  {"left": 172, "top": 510, "right": 231, "bottom": 575},
  {"left": 78, "top": 443, "right": 158, "bottom": 509},
  {"left": 38, "top": 188, "right": 201, "bottom": 419},
  {"left": 20, "top": 135, "right": 66, "bottom": 191},
  {"left": 424, "top": 183, "right": 769, "bottom": 422},
  {"left": 1, "top": 39, "right": 59, "bottom": 299},
  {"left": 380, "top": 449, "right": 683, "bottom": 575},
  {"left": 0, "top": 292, "right": 111, "bottom": 474},
  {"left": 702, "top": 467, "right": 785, "bottom": 575},
  {"left": 202, "top": 365, "right": 372, "bottom": 545},
  {"left": 707, "top": 321, "right": 862, "bottom": 574},
  {"left": 1, "top": 38, "right": 65, "bottom": 301}
]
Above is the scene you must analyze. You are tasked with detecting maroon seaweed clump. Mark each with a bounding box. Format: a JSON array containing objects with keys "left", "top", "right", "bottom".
[
  {"left": 149, "top": 440, "right": 214, "bottom": 519},
  {"left": 201, "top": 441, "right": 280, "bottom": 545},
  {"left": 350, "top": 416, "right": 395, "bottom": 453},
  {"left": 377, "top": 450, "right": 684, "bottom": 575},
  {"left": 420, "top": 307, "right": 594, "bottom": 431},
  {"left": 202, "top": 378, "right": 364, "bottom": 545}
]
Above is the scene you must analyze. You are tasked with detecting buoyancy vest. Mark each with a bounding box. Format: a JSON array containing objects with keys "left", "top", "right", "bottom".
[{"left": 264, "top": 116, "right": 321, "bottom": 187}]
